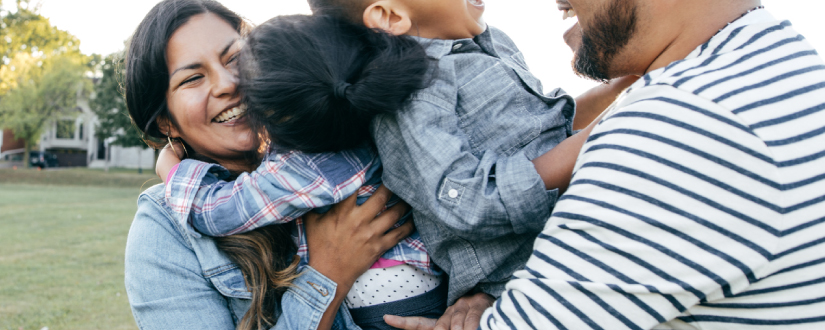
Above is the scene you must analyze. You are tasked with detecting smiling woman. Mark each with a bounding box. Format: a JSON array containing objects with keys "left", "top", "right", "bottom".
[{"left": 161, "top": 13, "right": 255, "bottom": 170}]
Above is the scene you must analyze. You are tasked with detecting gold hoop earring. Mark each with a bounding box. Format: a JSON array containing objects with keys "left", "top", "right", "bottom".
[{"left": 167, "top": 133, "right": 188, "bottom": 158}]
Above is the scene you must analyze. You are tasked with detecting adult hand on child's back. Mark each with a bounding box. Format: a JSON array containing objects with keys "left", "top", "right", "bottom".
[
  {"left": 304, "top": 185, "right": 413, "bottom": 289},
  {"left": 384, "top": 292, "right": 494, "bottom": 330}
]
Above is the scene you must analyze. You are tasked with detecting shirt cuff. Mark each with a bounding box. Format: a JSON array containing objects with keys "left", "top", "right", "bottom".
[
  {"left": 166, "top": 163, "right": 180, "bottom": 184},
  {"left": 495, "top": 150, "right": 556, "bottom": 234},
  {"left": 287, "top": 265, "right": 338, "bottom": 310}
]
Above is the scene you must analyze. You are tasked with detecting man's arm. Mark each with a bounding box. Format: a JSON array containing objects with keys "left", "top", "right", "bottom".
[{"left": 482, "top": 88, "right": 778, "bottom": 329}]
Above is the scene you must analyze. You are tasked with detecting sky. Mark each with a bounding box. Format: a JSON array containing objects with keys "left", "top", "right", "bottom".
[{"left": 7, "top": 0, "right": 825, "bottom": 96}]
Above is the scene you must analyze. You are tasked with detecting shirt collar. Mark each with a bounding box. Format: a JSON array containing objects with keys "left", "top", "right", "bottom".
[
  {"left": 411, "top": 25, "right": 495, "bottom": 59},
  {"left": 684, "top": 9, "right": 778, "bottom": 61}
]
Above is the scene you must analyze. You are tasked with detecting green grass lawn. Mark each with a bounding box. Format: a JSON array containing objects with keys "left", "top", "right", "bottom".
[{"left": 0, "top": 168, "right": 160, "bottom": 330}]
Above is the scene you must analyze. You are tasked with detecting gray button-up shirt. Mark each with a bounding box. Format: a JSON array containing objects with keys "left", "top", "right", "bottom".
[{"left": 372, "top": 26, "right": 575, "bottom": 304}]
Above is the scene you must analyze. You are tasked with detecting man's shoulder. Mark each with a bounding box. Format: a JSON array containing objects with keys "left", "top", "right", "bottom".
[{"left": 637, "top": 15, "right": 817, "bottom": 103}]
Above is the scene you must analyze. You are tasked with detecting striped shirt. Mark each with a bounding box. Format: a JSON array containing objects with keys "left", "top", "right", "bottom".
[{"left": 482, "top": 10, "right": 825, "bottom": 329}]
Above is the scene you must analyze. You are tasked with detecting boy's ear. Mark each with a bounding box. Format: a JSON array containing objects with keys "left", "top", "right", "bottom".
[{"left": 363, "top": 0, "right": 411, "bottom": 36}]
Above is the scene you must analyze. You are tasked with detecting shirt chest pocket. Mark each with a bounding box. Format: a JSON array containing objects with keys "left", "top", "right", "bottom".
[{"left": 455, "top": 61, "right": 543, "bottom": 157}]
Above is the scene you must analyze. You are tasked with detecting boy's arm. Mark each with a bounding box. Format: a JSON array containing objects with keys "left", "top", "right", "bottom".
[
  {"left": 164, "top": 149, "right": 379, "bottom": 237},
  {"left": 534, "top": 76, "right": 638, "bottom": 193},
  {"left": 374, "top": 98, "right": 559, "bottom": 239},
  {"left": 531, "top": 103, "right": 612, "bottom": 194},
  {"left": 571, "top": 76, "right": 639, "bottom": 130}
]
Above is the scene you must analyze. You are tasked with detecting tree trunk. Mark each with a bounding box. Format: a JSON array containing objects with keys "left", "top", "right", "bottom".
[
  {"left": 23, "top": 141, "right": 32, "bottom": 169},
  {"left": 105, "top": 143, "right": 110, "bottom": 173}
]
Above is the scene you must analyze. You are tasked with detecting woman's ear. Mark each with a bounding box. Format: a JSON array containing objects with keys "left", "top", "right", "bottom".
[
  {"left": 156, "top": 116, "right": 179, "bottom": 138},
  {"left": 363, "top": 0, "right": 412, "bottom": 36}
]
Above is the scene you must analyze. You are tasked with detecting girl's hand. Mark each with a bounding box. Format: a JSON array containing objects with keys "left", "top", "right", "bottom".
[{"left": 304, "top": 185, "right": 413, "bottom": 330}]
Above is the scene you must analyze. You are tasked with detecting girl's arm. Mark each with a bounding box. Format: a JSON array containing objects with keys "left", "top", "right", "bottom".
[
  {"left": 162, "top": 148, "right": 379, "bottom": 237},
  {"left": 155, "top": 143, "right": 182, "bottom": 185}
]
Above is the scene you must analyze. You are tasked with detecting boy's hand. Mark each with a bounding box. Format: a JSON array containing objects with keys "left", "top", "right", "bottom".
[{"left": 156, "top": 142, "right": 184, "bottom": 184}]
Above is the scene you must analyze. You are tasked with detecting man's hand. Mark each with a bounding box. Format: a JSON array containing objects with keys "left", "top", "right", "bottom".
[{"left": 384, "top": 292, "right": 494, "bottom": 330}]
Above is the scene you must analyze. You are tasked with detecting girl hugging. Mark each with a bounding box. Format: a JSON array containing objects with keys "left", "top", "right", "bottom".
[{"left": 156, "top": 15, "right": 445, "bottom": 330}]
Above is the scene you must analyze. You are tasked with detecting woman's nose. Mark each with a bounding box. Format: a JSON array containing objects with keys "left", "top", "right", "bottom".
[{"left": 212, "top": 67, "right": 239, "bottom": 98}]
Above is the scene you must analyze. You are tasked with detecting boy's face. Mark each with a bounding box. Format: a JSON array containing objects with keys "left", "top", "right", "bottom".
[{"left": 405, "top": 0, "right": 486, "bottom": 40}]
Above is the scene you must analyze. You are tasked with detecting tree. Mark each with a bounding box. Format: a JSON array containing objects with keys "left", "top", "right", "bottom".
[
  {"left": 90, "top": 51, "right": 152, "bottom": 172},
  {"left": 0, "top": 55, "right": 88, "bottom": 167},
  {"left": 90, "top": 52, "right": 145, "bottom": 148},
  {"left": 0, "top": 0, "right": 91, "bottom": 168}
]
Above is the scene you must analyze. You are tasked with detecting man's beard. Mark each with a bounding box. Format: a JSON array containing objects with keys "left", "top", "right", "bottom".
[{"left": 573, "top": 0, "right": 638, "bottom": 83}]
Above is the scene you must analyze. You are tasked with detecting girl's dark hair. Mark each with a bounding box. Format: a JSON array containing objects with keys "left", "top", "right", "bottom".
[
  {"left": 239, "top": 14, "right": 430, "bottom": 153},
  {"left": 125, "top": 2, "right": 297, "bottom": 330},
  {"left": 124, "top": 0, "right": 248, "bottom": 148}
]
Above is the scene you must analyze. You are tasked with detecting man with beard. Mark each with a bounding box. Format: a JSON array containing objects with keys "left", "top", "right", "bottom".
[
  {"left": 473, "top": 0, "right": 825, "bottom": 329},
  {"left": 386, "top": 0, "right": 825, "bottom": 329}
]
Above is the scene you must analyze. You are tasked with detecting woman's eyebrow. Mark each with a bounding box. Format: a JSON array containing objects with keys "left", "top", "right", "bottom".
[
  {"left": 169, "top": 38, "right": 239, "bottom": 80},
  {"left": 170, "top": 63, "right": 202, "bottom": 78},
  {"left": 220, "top": 38, "right": 239, "bottom": 58}
]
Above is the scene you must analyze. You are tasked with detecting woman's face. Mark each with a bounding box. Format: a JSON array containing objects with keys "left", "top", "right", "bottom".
[{"left": 164, "top": 13, "right": 254, "bottom": 163}]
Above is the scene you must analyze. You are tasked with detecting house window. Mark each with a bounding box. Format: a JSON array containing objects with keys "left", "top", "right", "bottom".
[
  {"left": 56, "top": 120, "right": 75, "bottom": 139},
  {"left": 78, "top": 123, "right": 84, "bottom": 140}
]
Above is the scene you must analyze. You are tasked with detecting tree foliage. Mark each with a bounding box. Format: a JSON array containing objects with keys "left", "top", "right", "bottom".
[
  {"left": 0, "top": 0, "right": 92, "bottom": 167},
  {"left": 90, "top": 52, "right": 146, "bottom": 148}
]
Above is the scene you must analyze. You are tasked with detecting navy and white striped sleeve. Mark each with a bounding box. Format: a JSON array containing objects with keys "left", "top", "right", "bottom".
[{"left": 481, "top": 86, "right": 780, "bottom": 330}]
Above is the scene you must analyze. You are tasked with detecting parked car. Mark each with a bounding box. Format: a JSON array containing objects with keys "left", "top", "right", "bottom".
[{"left": 30, "top": 151, "right": 59, "bottom": 168}]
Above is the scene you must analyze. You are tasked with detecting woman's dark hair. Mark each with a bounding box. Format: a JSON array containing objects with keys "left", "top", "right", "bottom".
[
  {"left": 124, "top": 2, "right": 297, "bottom": 330},
  {"left": 239, "top": 14, "right": 430, "bottom": 153},
  {"left": 124, "top": 0, "right": 248, "bottom": 148}
]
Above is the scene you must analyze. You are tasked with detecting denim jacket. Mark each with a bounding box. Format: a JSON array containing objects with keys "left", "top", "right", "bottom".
[
  {"left": 124, "top": 184, "right": 361, "bottom": 329},
  {"left": 372, "top": 26, "right": 575, "bottom": 304}
]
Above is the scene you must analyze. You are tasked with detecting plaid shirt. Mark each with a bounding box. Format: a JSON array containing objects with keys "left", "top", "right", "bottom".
[{"left": 165, "top": 147, "right": 437, "bottom": 275}]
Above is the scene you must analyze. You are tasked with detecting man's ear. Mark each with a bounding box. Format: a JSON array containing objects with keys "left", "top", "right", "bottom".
[{"left": 363, "top": 0, "right": 412, "bottom": 36}]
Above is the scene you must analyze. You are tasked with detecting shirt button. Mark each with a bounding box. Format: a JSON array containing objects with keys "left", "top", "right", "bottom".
[
  {"left": 448, "top": 189, "right": 459, "bottom": 198},
  {"left": 452, "top": 43, "right": 463, "bottom": 51}
]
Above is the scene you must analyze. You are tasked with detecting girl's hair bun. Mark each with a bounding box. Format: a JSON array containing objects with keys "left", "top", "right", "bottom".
[{"left": 239, "top": 14, "right": 431, "bottom": 153}]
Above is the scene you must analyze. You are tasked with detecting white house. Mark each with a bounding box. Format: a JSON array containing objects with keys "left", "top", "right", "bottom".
[{"left": 1, "top": 96, "right": 154, "bottom": 169}]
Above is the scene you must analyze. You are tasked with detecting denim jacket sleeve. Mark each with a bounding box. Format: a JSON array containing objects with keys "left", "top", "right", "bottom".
[
  {"left": 275, "top": 266, "right": 361, "bottom": 330},
  {"left": 125, "top": 185, "right": 360, "bottom": 330},
  {"left": 165, "top": 149, "right": 378, "bottom": 237},
  {"left": 372, "top": 95, "right": 554, "bottom": 240}
]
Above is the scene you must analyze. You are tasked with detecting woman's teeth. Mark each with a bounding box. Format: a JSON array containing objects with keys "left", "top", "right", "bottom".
[
  {"left": 562, "top": 9, "right": 577, "bottom": 20},
  {"left": 467, "top": 0, "right": 484, "bottom": 7},
  {"left": 215, "top": 106, "right": 246, "bottom": 123}
]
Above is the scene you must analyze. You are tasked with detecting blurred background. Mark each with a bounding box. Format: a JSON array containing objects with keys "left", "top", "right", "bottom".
[{"left": 0, "top": 0, "right": 821, "bottom": 329}]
